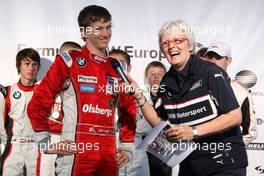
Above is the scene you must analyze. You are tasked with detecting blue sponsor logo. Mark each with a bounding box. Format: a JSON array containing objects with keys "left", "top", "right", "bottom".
[
  {"left": 80, "top": 84, "right": 96, "bottom": 93},
  {"left": 61, "top": 52, "right": 71, "bottom": 62}
]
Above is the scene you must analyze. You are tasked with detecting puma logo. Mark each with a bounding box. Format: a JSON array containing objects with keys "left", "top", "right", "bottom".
[
  {"left": 214, "top": 72, "right": 224, "bottom": 79},
  {"left": 216, "top": 159, "right": 223, "bottom": 165}
]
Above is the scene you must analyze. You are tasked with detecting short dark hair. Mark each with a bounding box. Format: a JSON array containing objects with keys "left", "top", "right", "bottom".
[
  {"left": 196, "top": 47, "right": 208, "bottom": 57},
  {"left": 16, "top": 48, "right": 40, "bottom": 74},
  {"left": 205, "top": 51, "right": 224, "bottom": 60},
  {"left": 60, "top": 41, "right": 81, "bottom": 52},
  {"left": 109, "top": 49, "right": 131, "bottom": 66},
  {"left": 78, "top": 5, "right": 111, "bottom": 29},
  {"left": 145, "top": 61, "right": 166, "bottom": 77}
]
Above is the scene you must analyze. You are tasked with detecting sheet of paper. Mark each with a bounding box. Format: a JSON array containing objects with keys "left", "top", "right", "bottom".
[{"left": 138, "top": 121, "right": 196, "bottom": 167}]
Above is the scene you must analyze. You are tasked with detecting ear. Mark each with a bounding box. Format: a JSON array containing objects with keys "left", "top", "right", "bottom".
[
  {"left": 80, "top": 27, "right": 89, "bottom": 41},
  {"left": 80, "top": 26, "right": 85, "bottom": 36},
  {"left": 189, "top": 43, "right": 194, "bottom": 52},
  {"left": 227, "top": 57, "right": 232, "bottom": 65}
]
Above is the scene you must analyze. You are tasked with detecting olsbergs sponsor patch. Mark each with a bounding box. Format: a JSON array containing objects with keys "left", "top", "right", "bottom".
[{"left": 82, "top": 104, "right": 112, "bottom": 117}]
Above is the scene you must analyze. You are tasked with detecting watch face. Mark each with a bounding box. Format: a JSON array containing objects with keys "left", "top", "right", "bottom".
[{"left": 192, "top": 127, "right": 199, "bottom": 139}]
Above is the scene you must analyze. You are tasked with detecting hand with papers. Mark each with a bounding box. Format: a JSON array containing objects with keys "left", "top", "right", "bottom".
[
  {"left": 164, "top": 125, "right": 194, "bottom": 141},
  {"left": 138, "top": 121, "right": 196, "bottom": 167}
]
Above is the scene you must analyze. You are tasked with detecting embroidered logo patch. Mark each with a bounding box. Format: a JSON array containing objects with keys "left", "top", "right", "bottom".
[
  {"left": 77, "top": 57, "right": 87, "bottom": 67},
  {"left": 60, "top": 52, "right": 72, "bottom": 67},
  {"left": 80, "top": 84, "right": 96, "bottom": 93},
  {"left": 78, "top": 75, "right": 97, "bottom": 83},
  {"left": 190, "top": 80, "right": 202, "bottom": 91},
  {"left": 214, "top": 72, "right": 224, "bottom": 79},
  {"left": 13, "top": 91, "right": 21, "bottom": 99}
]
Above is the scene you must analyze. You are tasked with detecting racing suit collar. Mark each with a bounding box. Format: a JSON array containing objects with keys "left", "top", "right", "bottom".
[
  {"left": 82, "top": 46, "right": 108, "bottom": 63},
  {"left": 17, "top": 80, "right": 36, "bottom": 92}
]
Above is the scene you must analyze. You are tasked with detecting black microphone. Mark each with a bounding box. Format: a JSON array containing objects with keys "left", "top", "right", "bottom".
[{"left": 110, "top": 59, "right": 130, "bottom": 83}]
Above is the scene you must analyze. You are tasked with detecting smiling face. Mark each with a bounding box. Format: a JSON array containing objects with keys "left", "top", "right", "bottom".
[
  {"left": 160, "top": 32, "right": 192, "bottom": 71},
  {"left": 83, "top": 19, "right": 112, "bottom": 56},
  {"left": 158, "top": 20, "right": 195, "bottom": 72}
]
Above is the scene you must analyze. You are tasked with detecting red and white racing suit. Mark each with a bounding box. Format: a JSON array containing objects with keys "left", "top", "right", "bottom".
[
  {"left": 0, "top": 82, "right": 63, "bottom": 176},
  {"left": 27, "top": 46, "right": 136, "bottom": 176},
  {"left": 0, "top": 82, "right": 41, "bottom": 176}
]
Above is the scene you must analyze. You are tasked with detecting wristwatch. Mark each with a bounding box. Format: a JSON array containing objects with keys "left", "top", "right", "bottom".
[
  {"left": 192, "top": 126, "right": 199, "bottom": 140},
  {"left": 136, "top": 96, "right": 146, "bottom": 108}
]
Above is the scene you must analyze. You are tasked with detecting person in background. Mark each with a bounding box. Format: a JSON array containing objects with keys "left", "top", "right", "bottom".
[
  {"left": 204, "top": 41, "right": 257, "bottom": 145},
  {"left": 27, "top": 5, "right": 136, "bottom": 176},
  {"left": 40, "top": 41, "right": 82, "bottom": 176},
  {"left": 144, "top": 61, "right": 166, "bottom": 101},
  {"left": 144, "top": 61, "right": 172, "bottom": 176},
  {"left": 0, "top": 84, "right": 6, "bottom": 164},
  {"left": 59, "top": 41, "right": 82, "bottom": 53},
  {"left": 126, "top": 20, "right": 248, "bottom": 176},
  {"left": 109, "top": 48, "right": 150, "bottom": 176},
  {"left": 0, "top": 48, "right": 41, "bottom": 175},
  {"left": 195, "top": 47, "right": 208, "bottom": 60}
]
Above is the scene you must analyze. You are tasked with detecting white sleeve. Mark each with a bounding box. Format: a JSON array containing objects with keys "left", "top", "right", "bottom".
[
  {"left": 0, "top": 88, "right": 7, "bottom": 144},
  {"left": 135, "top": 89, "right": 153, "bottom": 135}
]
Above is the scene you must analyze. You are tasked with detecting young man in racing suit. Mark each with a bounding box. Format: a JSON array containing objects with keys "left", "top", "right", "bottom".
[
  {"left": 0, "top": 48, "right": 41, "bottom": 175},
  {"left": 27, "top": 5, "right": 136, "bottom": 176}
]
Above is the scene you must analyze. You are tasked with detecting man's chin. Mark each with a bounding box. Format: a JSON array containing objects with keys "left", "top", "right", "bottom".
[
  {"left": 101, "top": 43, "right": 109, "bottom": 48},
  {"left": 26, "top": 76, "right": 37, "bottom": 81},
  {"left": 98, "top": 45, "right": 109, "bottom": 51}
]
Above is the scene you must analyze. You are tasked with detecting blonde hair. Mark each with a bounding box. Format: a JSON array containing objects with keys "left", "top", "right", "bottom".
[{"left": 158, "top": 20, "right": 195, "bottom": 51}]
